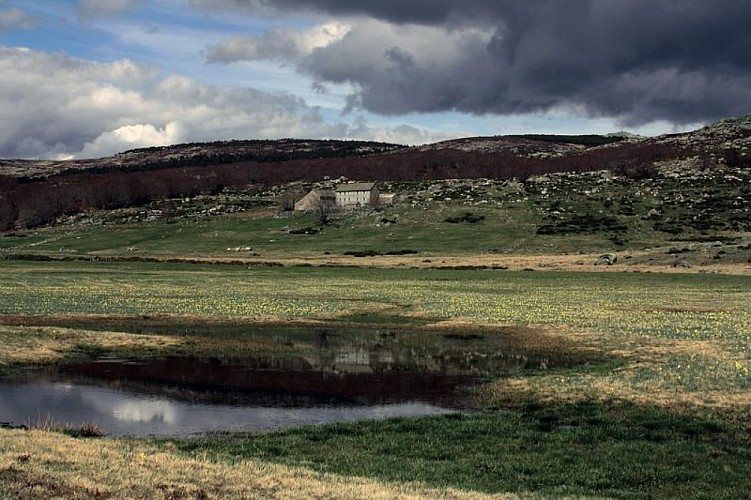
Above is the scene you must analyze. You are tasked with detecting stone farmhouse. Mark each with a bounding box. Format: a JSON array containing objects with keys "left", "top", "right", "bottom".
[
  {"left": 335, "top": 182, "right": 379, "bottom": 208},
  {"left": 294, "top": 182, "right": 387, "bottom": 212}
]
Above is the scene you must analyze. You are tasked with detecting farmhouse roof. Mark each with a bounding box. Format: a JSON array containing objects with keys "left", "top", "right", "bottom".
[
  {"left": 335, "top": 182, "right": 376, "bottom": 192},
  {"left": 312, "top": 188, "right": 335, "bottom": 197}
]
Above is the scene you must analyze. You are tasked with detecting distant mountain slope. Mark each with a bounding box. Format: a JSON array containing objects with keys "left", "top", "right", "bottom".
[
  {"left": 0, "top": 139, "right": 405, "bottom": 179},
  {"left": 2, "top": 115, "right": 749, "bottom": 180},
  {"left": 0, "top": 116, "right": 748, "bottom": 230},
  {"left": 418, "top": 134, "right": 627, "bottom": 157}
]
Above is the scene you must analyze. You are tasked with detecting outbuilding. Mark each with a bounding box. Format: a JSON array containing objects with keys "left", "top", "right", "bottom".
[{"left": 294, "top": 189, "right": 336, "bottom": 212}]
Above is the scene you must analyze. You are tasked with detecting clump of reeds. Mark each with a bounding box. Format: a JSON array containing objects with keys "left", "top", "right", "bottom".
[{"left": 28, "top": 414, "right": 104, "bottom": 438}]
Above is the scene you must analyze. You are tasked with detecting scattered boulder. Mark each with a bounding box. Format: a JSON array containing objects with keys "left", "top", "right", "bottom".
[
  {"left": 595, "top": 253, "right": 617, "bottom": 266},
  {"left": 673, "top": 260, "right": 692, "bottom": 269},
  {"left": 642, "top": 208, "right": 662, "bottom": 220}
]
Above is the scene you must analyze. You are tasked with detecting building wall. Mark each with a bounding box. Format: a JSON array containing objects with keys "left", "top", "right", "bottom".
[
  {"left": 295, "top": 190, "right": 335, "bottom": 211},
  {"left": 335, "top": 184, "right": 379, "bottom": 207},
  {"left": 336, "top": 190, "right": 369, "bottom": 207},
  {"left": 370, "top": 186, "right": 380, "bottom": 206},
  {"left": 294, "top": 191, "right": 320, "bottom": 211},
  {"left": 378, "top": 193, "right": 394, "bottom": 206}
]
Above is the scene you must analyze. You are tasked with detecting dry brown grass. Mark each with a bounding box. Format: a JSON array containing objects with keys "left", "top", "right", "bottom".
[
  {"left": 32, "top": 249, "right": 750, "bottom": 274},
  {"left": 174, "top": 251, "right": 751, "bottom": 275},
  {"left": 0, "top": 429, "right": 515, "bottom": 499},
  {"left": 0, "top": 324, "right": 184, "bottom": 370},
  {"left": 479, "top": 324, "right": 751, "bottom": 426},
  {"left": 488, "top": 369, "right": 751, "bottom": 420}
]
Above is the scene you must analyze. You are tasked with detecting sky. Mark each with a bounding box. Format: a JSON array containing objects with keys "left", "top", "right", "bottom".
[{"left": 1, "top": 0, "right": 749, "bottom": 159}]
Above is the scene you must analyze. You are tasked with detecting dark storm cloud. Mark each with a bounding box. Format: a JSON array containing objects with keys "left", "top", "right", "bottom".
[{"left": 204, "top": 0, "right": 751, "bottom": 126}]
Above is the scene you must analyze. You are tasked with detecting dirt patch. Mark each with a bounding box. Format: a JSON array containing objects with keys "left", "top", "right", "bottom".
[
  {"left": 240, "top": 252, "right": 750, "bottom": 275},
  {"left": 7, "top": 249, "right": 750, "bottom": 274}
]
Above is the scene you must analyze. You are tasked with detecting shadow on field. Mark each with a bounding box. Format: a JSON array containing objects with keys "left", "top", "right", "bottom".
[{"left": 0, "top": 312, "right": 607, "bottom": 367}]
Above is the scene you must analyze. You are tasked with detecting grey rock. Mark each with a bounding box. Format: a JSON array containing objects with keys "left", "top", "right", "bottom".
[
  {"left": 642, "top": 208, "right": 662, "bottom": 220},
  {"left": 595, "top": 253, "right": 617, "bottom": 266}
]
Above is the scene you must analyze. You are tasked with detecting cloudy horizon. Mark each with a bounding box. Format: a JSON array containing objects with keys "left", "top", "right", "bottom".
[{"left": 1, "top": 0, "right": 749, "bottom": 159}]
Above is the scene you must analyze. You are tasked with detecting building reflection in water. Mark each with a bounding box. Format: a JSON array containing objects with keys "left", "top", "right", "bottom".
[{"left": 0, "top": 328, "right": 559, "bottom": 437}]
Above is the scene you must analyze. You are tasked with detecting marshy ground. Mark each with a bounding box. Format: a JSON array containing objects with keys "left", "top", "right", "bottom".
[{"left": 0, "top": 261, "right": 749, "bottom": 497}]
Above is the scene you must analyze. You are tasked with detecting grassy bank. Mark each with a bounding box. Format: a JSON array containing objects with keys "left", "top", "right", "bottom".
[
  {"left": 0, "top": 429, "right": 495, "bottom": 499},
  {"left": 176, "top": 402, "right": 750, "bottom": 498},
  {"left": 1, "top": 260, "right": 750, "bottom": 497}
]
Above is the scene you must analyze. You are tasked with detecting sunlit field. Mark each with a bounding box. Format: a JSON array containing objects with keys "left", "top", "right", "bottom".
[
  {"left": 1, "top": 260, "right": 749, "bottom": 410},
  {"left": 1, "top": 259, "right": 749, "bottom": 497},
  {"left": 1, "top": 260, "right": 749, "bottom": 342}
]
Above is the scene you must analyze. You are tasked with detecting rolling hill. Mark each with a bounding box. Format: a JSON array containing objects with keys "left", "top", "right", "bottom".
[{"left": 0, "top": 116, "right": 749, "bottom": 241}]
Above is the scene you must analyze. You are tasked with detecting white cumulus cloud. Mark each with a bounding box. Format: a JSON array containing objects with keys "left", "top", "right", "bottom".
[
  {"left": 77, "top": 122, "right": 185, "bottom": 158},
  {"left": 207, "top": 21, "right": 351, "bottom": 63},
  {"left": 0, "top": 47, "right": 451, "bottom": 159}
]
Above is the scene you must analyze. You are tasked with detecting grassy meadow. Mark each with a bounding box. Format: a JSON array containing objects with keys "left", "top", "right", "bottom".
[
  {"left": 6, "top": 169, "right": 747, "bottom": 260},
  {"left": 0, "top": 204, "right": 541, "bottom": 257},
  {"left": 1, "top": 259, "right": 750, "bottom": 497}
]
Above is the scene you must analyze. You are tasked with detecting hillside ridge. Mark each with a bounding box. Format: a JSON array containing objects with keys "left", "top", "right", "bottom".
[
  {"left": 1, "top": 115, "right": 749, "bottom": 180},
  {"left": 0, "top": 115, "right": 749, "bottom": 232}
]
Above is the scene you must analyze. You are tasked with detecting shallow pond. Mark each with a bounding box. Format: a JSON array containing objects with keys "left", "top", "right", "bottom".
[{"left": 0, "top": 328, "right": 566, "bottom": 437}]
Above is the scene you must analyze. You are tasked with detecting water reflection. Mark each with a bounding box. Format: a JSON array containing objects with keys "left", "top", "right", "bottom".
[
  {"left": 0, "top": 328, "right": 559, "bottom": 437},
  {"left": 0, "top": 382, "right": 453, "bottom": 437}
]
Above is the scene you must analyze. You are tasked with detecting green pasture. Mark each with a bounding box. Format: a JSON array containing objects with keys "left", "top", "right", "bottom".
[
  {"left": 0, "top": 260, "right": 748, "bottom": 339},
  {"left": 1, "top": 259, "right": 750, "bottom": 497},
  {"left": 179, "top": 403, "right": 750, "bottom": 498},
  {"left": 3, "top": 164, "right": 751, "bottom": 265},
  {"left": 0, "top": 201, "right": 670, "bottom": 258}
]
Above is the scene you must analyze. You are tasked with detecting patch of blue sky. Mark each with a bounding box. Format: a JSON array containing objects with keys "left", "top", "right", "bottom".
[
  {"left": 357, "top": 111, "right": 668, "bottom": 139},
  {"left": 0, "top": 0, "right": 350, "bottom": 118},
  {"left": 2, "top": 0, "right": 313, "bottom": 62},
  {"left": 3, "top": 0, "right": 77, "bottom": 21},
  {"left": 0, "top": 1, "right": 95, "bottom": 56},
  {"left": 122, "top": 0, "right": 275, "bottom": 35},
  {"left": 86, "top": 8, "right": 262, "bottom": 63},
  {"left": 88, "top": 18, "right": 213, "bottom": 64}
]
